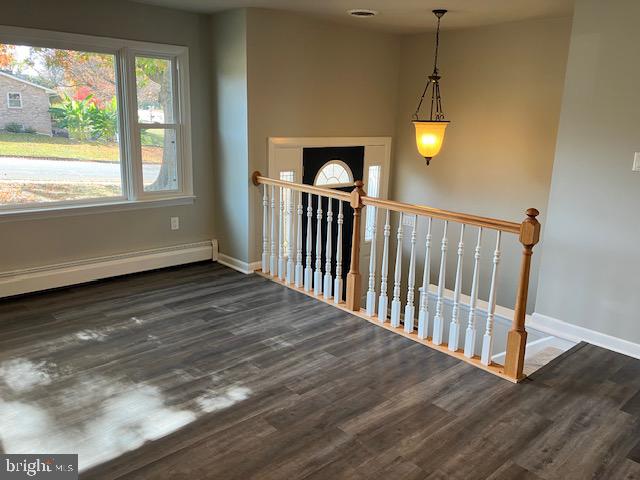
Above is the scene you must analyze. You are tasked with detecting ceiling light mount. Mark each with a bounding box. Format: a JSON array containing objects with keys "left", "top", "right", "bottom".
[{"left": 432, "top": 9, "right": 447, "bottom": 19}]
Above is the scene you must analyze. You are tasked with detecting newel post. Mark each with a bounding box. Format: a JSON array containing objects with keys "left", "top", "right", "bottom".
[
  {"left": 345, "top": 180, "right": 366, "bottom": 311},
  {"left": 504, "top": 208, "right": 541, "bottom": 381}
]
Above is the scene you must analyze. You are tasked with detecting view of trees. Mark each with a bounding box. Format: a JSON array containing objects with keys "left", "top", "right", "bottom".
[
  {"left": 1, "top": 45, "right": 168, "bottom": 144},
  {"left": 0, "top": 43, "right": 175, "bottom": 204}
]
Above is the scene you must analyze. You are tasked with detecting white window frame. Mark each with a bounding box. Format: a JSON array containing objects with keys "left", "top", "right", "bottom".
[
  {"left": 364, "top": 165, "right": 382, "bottom": 242},
  {"left": 0, "top": 26, "right": 194, "bottom": 220},
  {"left": 7, "top": 91, "right": 22, "bottom": 109},
  {"left": 313, "top": 160, "right": 354, "bottom": 188}
]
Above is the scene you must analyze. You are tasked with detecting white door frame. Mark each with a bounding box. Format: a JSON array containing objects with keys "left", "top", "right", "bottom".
[
  {"left": 267, "top": 136, "right": 392, "bottom": 199},
  {"left": 268, "top": 137, "right": 392, "bottom": 289}
]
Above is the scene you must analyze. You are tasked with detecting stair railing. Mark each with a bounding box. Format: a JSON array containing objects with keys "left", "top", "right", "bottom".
[{"left": 251, "top": 171, "right": 540, "bottom": 382}]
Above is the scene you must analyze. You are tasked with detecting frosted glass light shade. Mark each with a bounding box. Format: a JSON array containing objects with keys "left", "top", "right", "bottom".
[{"left": 413, "top": 120, "right": 449, "bottom": 163}]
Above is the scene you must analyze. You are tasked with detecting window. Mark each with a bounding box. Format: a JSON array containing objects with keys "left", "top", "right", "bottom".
[
  {"left": 314, "top": 160, "right": 353, "bottom": 186},
  {"left": 136, "top": 56, "right": 179, "bottom": 192},
  {"left": 365, "top": 165, "right": 381, "bottom": 241},
  {"left": 7, "top": 92, "right": 22, "bottom": 108},
  {"left": 0, "top": 27, "right": 192, "bottom": 214}
]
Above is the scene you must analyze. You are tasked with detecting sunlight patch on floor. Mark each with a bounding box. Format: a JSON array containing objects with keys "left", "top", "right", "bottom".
[
  {"left": 0, "top": 359, "right": 252, "bottom": 472},
  {"left": 0, "top": 358, "right": 56, "bottom": 392},
  {"left": 196, "top": 386, "right": 252, "bottom": 413}
]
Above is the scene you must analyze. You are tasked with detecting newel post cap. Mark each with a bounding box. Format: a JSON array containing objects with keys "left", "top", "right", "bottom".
[
  {"left": 350, "top": 180, "right": 366, "bottom": 209},
  {"left": 520, "top": 208, "right": 541, "bottom": 247}
]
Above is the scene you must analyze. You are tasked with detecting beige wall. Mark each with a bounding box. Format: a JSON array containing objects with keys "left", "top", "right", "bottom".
[
  {"left": 0, "top": 0, "right": 214, "bottom": 272},
  {"left": 391, "top": 17, "right": 571, "bottom": 310},
  {"left": 245, "top": 8, "right": 401, "bottom": 262},
  {"left": 535, "top": 0, "right": 640, "bottom": 343},
  {"left": 211, "top": 9, "right": 250, "bottom": 262}
]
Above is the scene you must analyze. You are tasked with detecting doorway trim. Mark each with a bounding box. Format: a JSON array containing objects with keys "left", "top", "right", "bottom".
[{"left": 267, "top": 136, "right": 392, "bottom": 199}]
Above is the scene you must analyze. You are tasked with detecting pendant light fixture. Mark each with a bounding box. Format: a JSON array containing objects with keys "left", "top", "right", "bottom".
[{"left": 413, "top": 9, "right": 449, "bottom": 165}]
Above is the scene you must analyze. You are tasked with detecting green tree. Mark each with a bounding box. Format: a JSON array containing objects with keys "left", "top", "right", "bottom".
[{"left": 49, "top": 95, "right": 95, "bottom": 141}]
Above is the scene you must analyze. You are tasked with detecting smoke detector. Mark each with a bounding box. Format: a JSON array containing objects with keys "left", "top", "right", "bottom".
[{"left": 347, "top": 9, "right": 378, "bottom": 17}]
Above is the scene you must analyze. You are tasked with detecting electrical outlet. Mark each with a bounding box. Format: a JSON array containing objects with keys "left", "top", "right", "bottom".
[
  {"left": 402, "top": 214, "right": 417, "bottom": 228},
  {"left": 170, "top": 217, "right": 180, "bottom": 230},
  {"left": 633, "top": 152, "right": 640, "bottom": 172}
]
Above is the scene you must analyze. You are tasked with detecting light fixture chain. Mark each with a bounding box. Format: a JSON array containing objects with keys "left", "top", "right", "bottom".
[
  {"left": 433, "top": 15, "right": 441, "bottom": 76},
  {"left": 413, "top": 10, "right": 447, "bottom": 122},
  {"left": 413, "top": 80, "right": 432, "bottom": 121}
]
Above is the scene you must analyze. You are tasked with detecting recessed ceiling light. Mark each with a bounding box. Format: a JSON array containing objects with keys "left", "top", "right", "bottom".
[{"left": 347, "top": 9, "right": 378, "bottom": 18}]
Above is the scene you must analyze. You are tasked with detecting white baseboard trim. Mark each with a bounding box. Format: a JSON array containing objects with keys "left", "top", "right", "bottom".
[
  {"left": 0, "top": 240, "right": 216, "bottom": 299},
  {"left": 216, "top": 254, "right": 261, "bottom": 275},
  {"left": 529, "top": 312, "right": 640, "bottom": 360},
  {"left": 492, "top": 335, "right": 577, "bottom": 364}
]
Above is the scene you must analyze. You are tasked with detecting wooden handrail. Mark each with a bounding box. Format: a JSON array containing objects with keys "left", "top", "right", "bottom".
[
  {"left": 252, "top": 172, "right": 351, "bottom": 202},
  {"left": 361, "top": 197, "right": 521, "bottom": 234},
  {"left": 253, "top": 172, "right": 520, "bottom": 234}
]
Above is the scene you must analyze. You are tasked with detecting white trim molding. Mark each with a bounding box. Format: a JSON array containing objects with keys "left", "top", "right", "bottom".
[
  {"left": 529, "top": 312, "right": 640, "bottom": 360},
  {"left": 0, "top": 240, "right": 215, "bottom": 299},
  {"left": 0, "top": 196, "right": 196, "bottom": 223},
  {"left": 216, "top": 254, "right": 261, "bottom": 275},
  {"left": 492, "top": 335, "right": 576, "bottom": 364}
]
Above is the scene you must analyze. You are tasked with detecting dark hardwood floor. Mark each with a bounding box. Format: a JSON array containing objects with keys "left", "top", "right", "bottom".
[{"left": 0, "top": 262, "right": 638, "bottom": 479}]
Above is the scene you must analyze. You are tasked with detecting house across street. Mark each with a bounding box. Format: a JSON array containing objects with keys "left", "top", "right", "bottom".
[{"left": 0, "top": 71, "right": 57, "bottom": 135}]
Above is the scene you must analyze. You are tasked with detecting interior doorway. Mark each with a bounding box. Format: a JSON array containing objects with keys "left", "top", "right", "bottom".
[
  {"left": 302, "top": 147, "right": 363, "bottom": 298},
  {"left": 268, "top": 137, "right": 392, "bottom": 300}
]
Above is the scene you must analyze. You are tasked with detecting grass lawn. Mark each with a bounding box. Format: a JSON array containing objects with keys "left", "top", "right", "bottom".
[
  {"left": 0, "top": 182, "right": 122, "bottom": 204},
  {"left": 0, "top": 132, "right": 163, "bottom": 164}
]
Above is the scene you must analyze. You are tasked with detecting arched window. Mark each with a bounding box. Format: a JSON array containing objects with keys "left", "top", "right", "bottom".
[{"left": 314, "top": 160, "right": 353, "bottom": 186}]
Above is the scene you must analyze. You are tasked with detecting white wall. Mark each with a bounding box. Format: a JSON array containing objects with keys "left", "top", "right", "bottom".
[
  {"left": 535, "top": 0, "right": 640, "bottom": 344},
  {"left": 391, "top": 17, "right": 572, "bottom": 310}
]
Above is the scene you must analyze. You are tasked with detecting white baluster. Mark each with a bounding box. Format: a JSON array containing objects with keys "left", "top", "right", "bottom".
[
  {"left": 278, "top": 186, "right": 285, "bottom": 280},
  {"left": 334, "top": 201, "right": 344, "bottom": 304},
  {"left": 262, "top": 184, "right": 269, "bottom": 274},
  {"left": 286, "top": 187, "right": 294, "bottom": 285},
  {"left": 323, "top": 198, "right": 333, "bottom": 299},
  {"left": 304, "top": 193, "right": 313, "bottom": 292},
  {"left": 404, "top": 216, "right": 418, "bottom": 333},
  {"left": 481, "top": 231, "right": 502, "bottom": 365},
  {"left": 417, "top": 218, "right": 433, "bottom": 339},
  {"left": 366, "top": 206, "right": 378, "bottom": 316},
  {"left": 464, "top": 228, "right": 483, "bottom": 358},
  {"left": 432, "top": 221, "right": 448, "bottom": 345},
  {"left": 377, "top": 209, "right": 391, "bottom": 322},
  {"left": 314, "top": 195, "right": 323, "bottom": 296},
  {"left": 295, "top": 190, "right": 303, "bottom": 288},
  {"left": 390, "top": 213, "right": 404, "bottom": 328},
  {"left": 448, "top": 224, "right": 466, "bottom": 351},
  {"left": 270, "top": 185, "right": 277, "bottom": 277}
]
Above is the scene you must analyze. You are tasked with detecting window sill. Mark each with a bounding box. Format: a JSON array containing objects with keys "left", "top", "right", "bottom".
[{"left": 0, "top": 196, "right": 196, "bottom": 223}]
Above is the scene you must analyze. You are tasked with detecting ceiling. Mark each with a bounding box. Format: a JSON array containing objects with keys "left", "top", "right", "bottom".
[{"left": 130, "top": 0, "right": 574, "bottom": 33}]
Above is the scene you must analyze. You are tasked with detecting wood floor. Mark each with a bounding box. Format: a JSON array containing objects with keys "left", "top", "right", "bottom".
[{"left": 0, "top": 262, "right": 639, "bottom": 479}]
